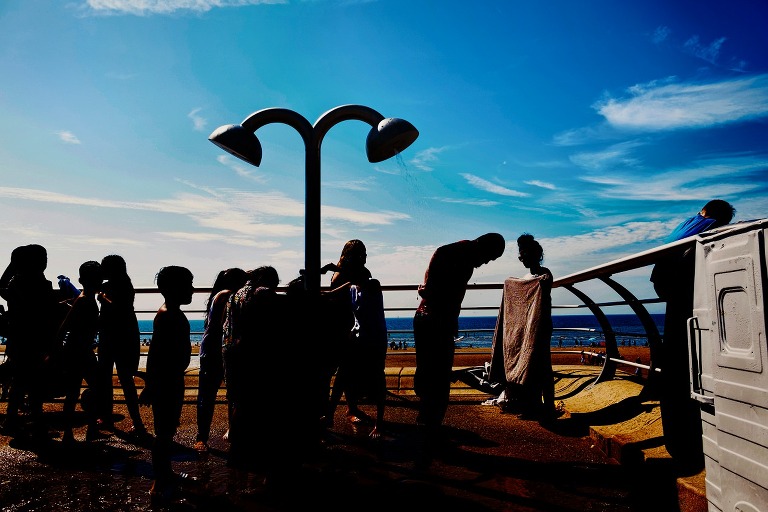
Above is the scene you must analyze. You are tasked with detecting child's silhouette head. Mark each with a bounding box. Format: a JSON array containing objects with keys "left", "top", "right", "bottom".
[
  {"left": 78, "top": 261, "right": 103, "bottom": 293},
  {"left": 156, "top": 266, "right": 194, "bottom": 306}
]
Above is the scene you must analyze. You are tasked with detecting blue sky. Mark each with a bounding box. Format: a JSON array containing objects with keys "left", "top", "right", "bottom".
[{"left": 1, "top": 0, "right": 766, "bottom": 317}]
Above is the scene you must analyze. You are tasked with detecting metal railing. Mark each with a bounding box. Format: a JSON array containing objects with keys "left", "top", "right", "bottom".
[{"left": 120, "top": 237, "right": 696, "bottom": 398}]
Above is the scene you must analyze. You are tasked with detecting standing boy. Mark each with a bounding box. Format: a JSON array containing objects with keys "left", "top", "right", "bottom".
[{"left": 142, "top": 266, "right": 194, "bottom": 502}]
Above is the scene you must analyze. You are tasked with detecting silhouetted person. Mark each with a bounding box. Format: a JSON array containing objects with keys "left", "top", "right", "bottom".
[
  {"left": 324, "top": 241, "right": 374, "bottom": 427},
  {"left": 515, "top": 233, "right": 558, "bottom": 420},
  {"left": 0, "top": 244, "right": 59, "bottom": 438},
  {"left": 58, "top": 260, "right": 103, "bottom": 443},
  {"left": 414, "top": 233, "right": 505, "bottom": 456},
  {"left": 325, "top": 239, "right": 389, "bottom": 438},
  {"left": 96, "top": 254, "right": 146, "bottom": 436},
  {"left": 651, "top": 199, "right": 735, "bottom": 472},
  {"left": 141, "top": 265, "right": 194, "bottom": 504},
  {"left": 194, "top": 267, "right": 247, "bottom": 452},
  {"left": 223, "top": 266, "right": 300, "bottom": 489}
]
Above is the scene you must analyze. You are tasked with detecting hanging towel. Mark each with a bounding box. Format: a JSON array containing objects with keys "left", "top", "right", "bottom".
[{"left": 489, "top": 277, "right": 547, "bottom": 388}]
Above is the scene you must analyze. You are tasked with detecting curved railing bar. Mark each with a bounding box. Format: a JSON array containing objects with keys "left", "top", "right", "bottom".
[
  {"left": 598, "top": 276, "right": 663, "bottom": 398},
  {"left": 561, "top": 284, "right": 618, "bottom": 384}
]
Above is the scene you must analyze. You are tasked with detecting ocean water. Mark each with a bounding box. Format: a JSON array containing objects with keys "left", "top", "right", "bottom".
[{"left": 138, "top": 313, "right": 663, "bottom": 349}]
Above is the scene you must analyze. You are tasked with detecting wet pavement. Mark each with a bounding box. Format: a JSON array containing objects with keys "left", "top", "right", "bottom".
[{"left": 0, "top": 369, "right": 688, "bottom": 512}]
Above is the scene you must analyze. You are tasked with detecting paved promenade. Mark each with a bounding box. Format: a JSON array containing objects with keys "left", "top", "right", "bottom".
[{"left": 0, "top": 363, "right": 705, "bottom": 512}]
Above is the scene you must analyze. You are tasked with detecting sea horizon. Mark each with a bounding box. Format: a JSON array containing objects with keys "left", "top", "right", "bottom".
[{"left": 137, "top": 313, "right": 662, "bottom": 350}]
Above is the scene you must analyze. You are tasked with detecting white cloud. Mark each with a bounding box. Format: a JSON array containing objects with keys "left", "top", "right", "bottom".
[
  {"left": 460, "top": 173, "right": 529, "bottom": 197},
  {"left": 0, "top": 184, "right": 410, "bottom": 240},
  {"left": 409, "top": 146, "right": 447, "bottom": 171},
  {"left": 436, "top": 197, "right": 500, "bottom": 207},
  {"left": 83, "top": 0, "right": 286, "bottom": 16},
  {"left": 595, "top": 74, "right": 768, "bottom": 131},
  {"left": 188, "top": 107, "right": 206, "bottom": 132},
  {"left": 579, "top": 157, "right": 766, "bottom": 201},
  {"left": 524, "top": 180, "right": 556, "bottom": 190},
  {"left": 322, "top": 205, "right": 410, "bottom": 225},
  {"left": 57, "top": 131, "right": 81, "bottom": 144},
  {"left": 216, "top": 154, "right": 268, "bottom": 183}
]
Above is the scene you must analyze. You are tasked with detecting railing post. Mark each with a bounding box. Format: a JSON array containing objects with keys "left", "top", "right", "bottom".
[{"left": 562, "top": 284, "right": 618, "bottom": 384}]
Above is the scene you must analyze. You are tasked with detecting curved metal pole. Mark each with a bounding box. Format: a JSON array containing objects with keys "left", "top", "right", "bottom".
[
  {"left": 236, "top": 105, "right": 387, "bottom": 295},
  {"left": 599, "top": 276, "right": 663, "bottom": 398},
  {"left": 563, "top": 284, "right": 618, "bottom": 384}
]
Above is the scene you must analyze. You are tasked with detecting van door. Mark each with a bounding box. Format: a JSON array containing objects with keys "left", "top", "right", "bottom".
[{"left": 692, "top": 225, "right": 768, "bottom": 512}]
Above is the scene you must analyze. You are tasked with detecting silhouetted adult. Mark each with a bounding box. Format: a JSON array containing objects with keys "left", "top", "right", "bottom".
[
  {"left": 194, "top": 267, "right": 247, "bottom": 452},
  {"left": 325, "top": 240, "right": 372, "bottom": 425},
  {"left": 325, "top": 239, "right": 388, "bottom": 438},
  {"left": 414, "top": 233, "right": 506, "bottom": 454},
  {"left": 96, "top": 254, "right": 146, "bottom": 436},
  {"left": 223, "top": 266, "right": 299, "bottom": 489},
  {"left": 517, "top": 233, "right": 557, "bottom": 420},
  {"left": 0, "top": 244, "right": 59, "bottom": 438},
  {"left": 651, "top": 199, "right": 736, "bottom": 472}
]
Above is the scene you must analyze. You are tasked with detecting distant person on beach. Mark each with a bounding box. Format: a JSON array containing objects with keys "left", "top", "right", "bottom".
[
  {"left": 96, "top": 255, "right": 146, "bottom": 437},
  {"left": 0, "top": 245, "right": 59, "bottom": 438},
  {"left": 140, "top": 265, "right": 194, "bottom": 504},
  {"left": 651, "top": 199, "right": 735, "bottom": 472},
  {"left": 58, "top": 260, "right": 104, "bottom": 443},
  {"left": 414, "top": 233, "right": 505, "bottom": 453},
  {"left": 324, "top": 239, "right": 389, "bottom": 438},
  {"left": 194, "top": 267, "right": 247, "bottom": 452}
]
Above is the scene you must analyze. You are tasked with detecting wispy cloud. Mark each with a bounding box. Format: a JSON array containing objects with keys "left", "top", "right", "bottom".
[
  {"left": 595, "top": 74, "right": 768, "bottom": 131},
  {"left": 460, "top": 173, "right": 529, "bottom": 197},
  {"left": 325, "top": 177, "right": 377, "bottom": 191},
  {"left": 524, "top": 180, "right": 556, "bottom": 190},
  {"left": 409, "top": 146, "right": 447, "bottom": 171},
  {"left": 57, "top": 131, "right": 81, "bottom": 144},
  {"left": 82, "top": 0, "right": 286, "bottom": 16},
  {"left": 216, "top": 155, "right": 268, "bottom": 183},
  {"left": 651, "top": 25, "right": 671, "bottom": 44},
  {"left": 188, "top": 107, "right": 206, "bottom": 132},
  {"left": 569, "top": 141, "right": 643, "bottom": 171},
  {"left": 580, "top": 156, "right": 766, "bottom": 201},
  {"left": 683, "top": 35, "right": 727, "bottom": 66},
  {"left": 323, "top": 205, "right": 410, "bottom": 225},
  {"left": 0, "top": 184, "right": 410, "bottom": 238},
  {"left": 542, "top": 221, "right": 671, "bottom": 268},
  {"left": 435, "top": 197, "right": 500, "bottom": 207}
]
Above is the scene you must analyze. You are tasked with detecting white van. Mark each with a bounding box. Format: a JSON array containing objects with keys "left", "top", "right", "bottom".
[{"left": 689, "top": 218, "right": 768, "bottom": 512}]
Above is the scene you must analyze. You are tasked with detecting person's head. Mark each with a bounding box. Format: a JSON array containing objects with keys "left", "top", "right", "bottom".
[
  {"left": 517, "top": 233, "right": 544, "bottom": 269},
  {"left": 472, "top": 233, "right": 506, "bottom": 267},
  {"left": 100, "top": 254, "right": 128, "bottom": 281},
  {"left": 701, "top": 199, "right": 736, "bottom": 228},
  {"left": 156, "top": 265, "right": 194, "bottom": 306},
  {"left": 212, "top": 268, "right": 248, "bottom": 295},
  {"left": 337, "top": 239, "right": 367, "bottom": 269},
  {"left": 206, "top": 267, "right": 247, "bottom": 305},
  {"left": 248, "top": 266, "right": 280, "bottom": 289},
  {"left": 78, "top": 260, "right": 103, "bottom": 293},
  {"left": 22, "top": 244, "right": 48, "bottom": 274}
]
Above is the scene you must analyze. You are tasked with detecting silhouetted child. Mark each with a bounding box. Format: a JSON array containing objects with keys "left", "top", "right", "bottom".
[
  {"left": 141, "top": 266, "right": 194, "bottom": 503},
  {"left": 58, "top": 260, "right": 104, "bottom": 443}
]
